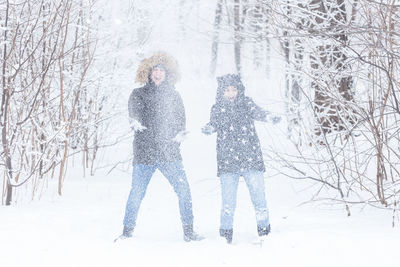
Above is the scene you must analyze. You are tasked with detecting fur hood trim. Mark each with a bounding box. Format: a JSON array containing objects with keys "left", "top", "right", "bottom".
[{"left": 135, "top": 52, "right": 180, "bottom": 85}]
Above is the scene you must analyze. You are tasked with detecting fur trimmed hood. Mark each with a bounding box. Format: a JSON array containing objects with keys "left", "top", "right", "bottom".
[{"left": 135, "top": 52, "right": 180, "bottom": 85}]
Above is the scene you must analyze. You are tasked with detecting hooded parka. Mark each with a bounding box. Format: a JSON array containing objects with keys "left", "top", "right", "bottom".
[
  {"left": 129, "top": 52, "right": 185, "bottom": 164},
  {"left": 208, "top": 74, "right": 268, "bottom": 176}
]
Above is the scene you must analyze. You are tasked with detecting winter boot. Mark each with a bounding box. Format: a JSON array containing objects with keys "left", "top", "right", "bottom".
[
  {"left": 257, "top": 224, "right": 271, "bottom": 237},
  {"left": 219, "top": 229, "right": 233, "bottom": 244},
  {"left": 114, "top": 225, "right": 134, "bottom": 242},
  {"left": 122, "top": 225, "right": 134, "bottom": 238},
  {"left": 183, "top": 224, "right": 204, "bottom": 242}
]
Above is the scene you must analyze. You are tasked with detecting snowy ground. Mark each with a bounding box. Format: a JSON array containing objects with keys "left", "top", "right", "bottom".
[{"left": 2, "top": 158, "right": 400, "bottom": 267}]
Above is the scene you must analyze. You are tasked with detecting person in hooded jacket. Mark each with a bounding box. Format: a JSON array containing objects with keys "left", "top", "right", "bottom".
[
  {"left": 202, "top": 74, "right": 280, "bottom": 244},
  {"left": 119, "top": 52, "right": 202, "bottom": 242}
]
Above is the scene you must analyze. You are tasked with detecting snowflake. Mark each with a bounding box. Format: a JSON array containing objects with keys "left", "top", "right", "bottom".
[
  {"left": 241, "top": 139, "right": 247, "bottom": 144},
  {"left": 235, "top": 156, "right": 239, "bottom": 160},
  {"left": 230, "top": 148, "right": 234, "bottom": 152},
  {"left": 229, "top": 125, "right": 234, "bottom": 131},
  {"left": 221, "top": 108, "right": 226, "bottom": 112},
  {"left": 248, "top": 157, "right": 253, "bottom": 162},
  {"left": 242, "top": 126, "right": 247, "bottom": 131}
]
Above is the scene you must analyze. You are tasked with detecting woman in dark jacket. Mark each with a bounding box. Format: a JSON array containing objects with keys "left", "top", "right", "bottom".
[
  {"left": 202, "top": 74, "right": 280, "bottom": 244},
  {"left": 119, "top": 52, "right": 201, "bottom": 242}
]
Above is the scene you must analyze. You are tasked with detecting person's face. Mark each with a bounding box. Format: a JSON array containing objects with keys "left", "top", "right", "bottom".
[
  {"left": 150, "top": 67, "right": 166, "bottom": 86},
  {"left": 223, "top": 86, "right": 238, "bottom": 102}
]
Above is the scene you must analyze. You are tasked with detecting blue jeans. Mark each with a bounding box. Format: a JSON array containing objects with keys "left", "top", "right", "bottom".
[
  {"left": 123, "top": 161, "right": 194, "bottom": 229},
  {"left": 219, "top": 170, "right": 269, "bottom": 230}
]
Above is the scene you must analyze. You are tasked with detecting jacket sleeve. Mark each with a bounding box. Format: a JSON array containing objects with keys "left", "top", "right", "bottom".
[
  {"left": 174, "top": 93, "right": 186, "bottom": 132},
  {"left": 208, "top": 104, "right": 219, "bottom": 131},
  {"left": 128, "top": 90, "right": 143, "bottom": 125},
  {"left": 246, "top": 97, "right": 269, "bottom": 122}
]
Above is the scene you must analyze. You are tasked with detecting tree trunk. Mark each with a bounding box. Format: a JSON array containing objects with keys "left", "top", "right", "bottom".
[
  {"left": 251, "top": 4, "right": 263, "bottom": 69},
  {"left": 1, "top": 0, "right": 13, "bottom": 206},
  {"left": 234, "top": 0, "right": 242, "bottom": 75},
  {"left": 311, "top": 0, "right": 353, "bottom": 136},
  {"left": 210, "top": 0, "right": 223, "bottom": 75}
]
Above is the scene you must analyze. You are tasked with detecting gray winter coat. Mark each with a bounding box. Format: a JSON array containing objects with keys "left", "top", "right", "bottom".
[{"left": 128, "top": 81, "right": 185, "bottom": 164}]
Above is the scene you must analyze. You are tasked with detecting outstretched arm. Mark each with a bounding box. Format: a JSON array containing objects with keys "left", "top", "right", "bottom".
[
  {"left": 172, "top": 92, "right": 188, "bottom": 143},
  {"left": 175, "top": 93, "right": 186, "bottom": 133},
  {"left": 247, "top": 98, "right": 281, "bottom": 124},
  {"left": 128, "top": 91, "right": 146, "bottom": 131},
  {"left": 247, "top": 98, "right": 270, "bottom": 122},
  {"left": 202, "top": 105, "right": 218, "bottom": 135}
]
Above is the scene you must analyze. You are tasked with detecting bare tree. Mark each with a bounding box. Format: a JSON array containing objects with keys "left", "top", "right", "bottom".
[
  {"left": 261, "top": 0, "right": 400, "bottom": 219},
  {"left": 247, "top": 2, "right": 271, "bottom": 76},
  {"left": 210, "top": 0, "right": 224, "bottom": 75},
  {"left": 0, "top": 0, "right": 102, "bottom": 205},
  {"left": 211, "top": 0, "right": 273, "bottom": 76},
  {"left": 233, "top": 0, "right": 242, "bottom": 74}
]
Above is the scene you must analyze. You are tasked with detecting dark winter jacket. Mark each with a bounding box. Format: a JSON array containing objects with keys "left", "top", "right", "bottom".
[
  {"left": 207, "top": 74, "right": 268, "bottom": 176},
  {"left": 129, "top": 80, "right": 185, "bottom": 164}
]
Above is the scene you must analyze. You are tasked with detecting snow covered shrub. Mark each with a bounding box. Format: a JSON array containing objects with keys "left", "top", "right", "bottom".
[
  {"left": 0, "top": 0, "right": 103, "bottom": 204},
  {"left": 263, "top": 0, "right": 400, "bottom": 218}
]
